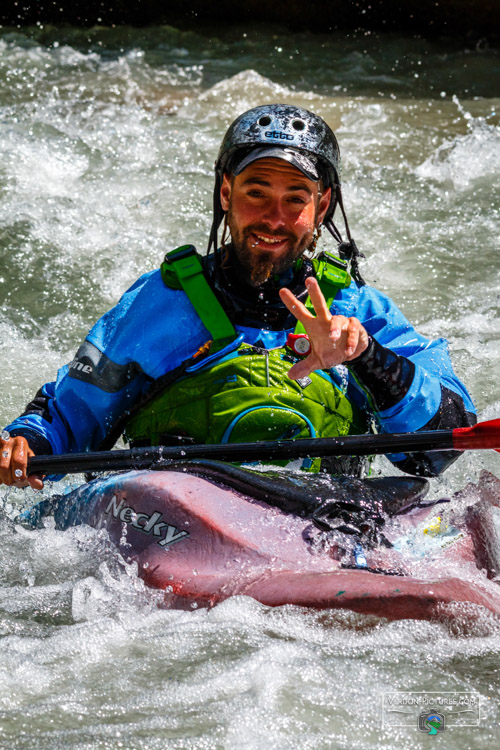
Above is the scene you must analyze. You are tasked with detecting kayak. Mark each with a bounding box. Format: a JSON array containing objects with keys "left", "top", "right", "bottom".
[{"left": 21, "top": 462, "right": 500, "bottom": 623}]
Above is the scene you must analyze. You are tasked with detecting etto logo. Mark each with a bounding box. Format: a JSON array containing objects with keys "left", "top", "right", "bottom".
[
  {"left": 105, "top": 495, "right": 189, "bottom": 548},
  {"left": 264, "top": 130, "right": 294, "bottom": 141}
]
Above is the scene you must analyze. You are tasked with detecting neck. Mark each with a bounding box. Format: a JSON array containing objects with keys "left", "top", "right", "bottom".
[{"left": 208, "top": 246, "right": 312, "bottom": 330}]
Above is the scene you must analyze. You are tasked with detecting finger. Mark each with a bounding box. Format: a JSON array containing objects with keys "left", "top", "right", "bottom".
[
  {"left": 28, "top": 474, "right": 44, "bottom": 491},
  {"left": 343, "top": 324, "right": 370, "bottom": 361},
  {"left": 345, "top": 319, "right": 360, "bottom": 357},
  {"left": 279, "top": 288, "right": 314, "bottom": 324},
  {"left": 287, "top": 354, "right": 320, "bottom": 381},
  {"left": 329, "top": 315, "right": 347, "bottom": 341},
  {"left": 11, "top": 437, "right": 29, "bottom": 485},
  {"left": 305, "top": 277, "right": 331, "bottom": 319},
  {"left": 0, "top": 438, "right": 13, "bottom": 486}
]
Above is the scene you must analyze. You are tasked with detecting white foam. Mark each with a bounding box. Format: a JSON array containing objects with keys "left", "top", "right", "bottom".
[{"left": 415, "top": 100, "right": 500, "bottom": 189}]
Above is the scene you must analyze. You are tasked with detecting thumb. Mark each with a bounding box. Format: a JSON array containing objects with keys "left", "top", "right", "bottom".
[{"left": 287, "top": 355, "right": 316, "bottom": 381}]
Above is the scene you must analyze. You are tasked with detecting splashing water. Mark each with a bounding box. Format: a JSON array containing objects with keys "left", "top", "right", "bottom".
[
  {"left": 415, "top": 95, "right": 500, "bottom": 188},
  {"left": 0, "top": 25, "right": 499, "bottom": 749}
]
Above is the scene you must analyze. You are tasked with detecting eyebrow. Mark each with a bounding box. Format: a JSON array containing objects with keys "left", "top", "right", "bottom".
[{"left": 241, "top": 177, "right": 313, "bottom": 195}]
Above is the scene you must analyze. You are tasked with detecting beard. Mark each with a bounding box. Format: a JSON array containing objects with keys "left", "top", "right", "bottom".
[{"left": 226, "top": 208, "right": 316, "bottom": 287}]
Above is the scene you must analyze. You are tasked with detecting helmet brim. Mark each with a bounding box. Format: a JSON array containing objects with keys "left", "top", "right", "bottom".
[{"left": 230, "top": 146, "right": 320, "bottom": 182}]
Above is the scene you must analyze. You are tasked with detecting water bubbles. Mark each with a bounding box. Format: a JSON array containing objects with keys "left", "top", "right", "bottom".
[
  {"left": 19, "top": 560, "right": 35, "bottom": 587},
  {"left": 119, "top": 522, "right": 131, "bottom": 548}
]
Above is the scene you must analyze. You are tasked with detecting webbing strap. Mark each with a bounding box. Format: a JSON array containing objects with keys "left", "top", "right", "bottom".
[
  {"left": 162, "top": 246, "right": 350, "bottom": 344},
  {"left": 162, "top": 245, "right": 236, "bottom": 348}
]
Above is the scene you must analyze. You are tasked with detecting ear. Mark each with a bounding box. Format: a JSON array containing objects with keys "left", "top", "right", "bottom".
[
  {"left": 220, "top": 174, "right": 232, "bottom": 212},
  {"left": 317, "top": 187, "right": 332, "bottom": 225}
]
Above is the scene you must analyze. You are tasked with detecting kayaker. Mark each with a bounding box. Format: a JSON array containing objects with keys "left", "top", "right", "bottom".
[{"left": 0, "top": 104, "right": 476, "bottom": 490}]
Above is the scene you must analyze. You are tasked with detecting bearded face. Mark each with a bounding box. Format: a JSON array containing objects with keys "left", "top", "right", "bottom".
[
  {"left": 220, "top": 159, "right": 331, "bottom": 287},
  {"left": 225, "top": 204, "right": 317, "bottom": 286}
]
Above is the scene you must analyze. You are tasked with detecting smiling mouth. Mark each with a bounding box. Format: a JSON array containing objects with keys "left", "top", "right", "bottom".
[{"left": 252, "top": 233, "right": 288, "bottom": 246}]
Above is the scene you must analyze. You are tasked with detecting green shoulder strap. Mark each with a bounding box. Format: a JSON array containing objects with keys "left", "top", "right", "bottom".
[
  {"left": 161, "top": 245, "right": 236, "bottom": 350},
  {"left": 294, "top": 251, "right": 352, "bottom": 335},
  {"left": 161, "top": 245, "right": 351, "bottom": 345}
]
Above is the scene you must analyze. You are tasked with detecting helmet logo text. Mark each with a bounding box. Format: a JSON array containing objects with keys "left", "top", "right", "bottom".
[{"left": 265, "top": 130, "right": 294, "bottom": 141}]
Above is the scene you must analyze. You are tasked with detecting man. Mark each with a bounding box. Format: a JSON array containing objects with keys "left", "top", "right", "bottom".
[{"left": 0, "top": 104, "right": 476, "bottom": 490}]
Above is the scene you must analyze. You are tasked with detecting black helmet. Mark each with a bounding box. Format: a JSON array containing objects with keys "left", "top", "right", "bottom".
[
  {"left": 208, "top": 104, "right": 364, "bottom": 281},
  {"left": 218, "top": 104, "right": 340, "bottom": 192}
]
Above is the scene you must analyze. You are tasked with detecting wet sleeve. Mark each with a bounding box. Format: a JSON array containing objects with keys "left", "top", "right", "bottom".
[
  {"left": 4, "top": 274, "right": 156, "bottom": 455},
  {"left": 5, "top": 350, "right": 150, "bottom": 457},
  {"left": 341, "top": 285, "right": 476, "bottom": 476},
  {"left": 4, "top": 270, "right": 212, "bottom": 461}
]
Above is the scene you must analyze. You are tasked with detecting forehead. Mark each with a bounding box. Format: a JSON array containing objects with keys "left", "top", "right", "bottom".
[{"left": 234, "top": 158, "right": 318, "bottom": 190}]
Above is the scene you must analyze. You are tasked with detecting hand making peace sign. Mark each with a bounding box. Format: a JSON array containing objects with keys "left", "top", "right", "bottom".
[{"left": 279, "top": 277, "right": 370, "bottom": 380}]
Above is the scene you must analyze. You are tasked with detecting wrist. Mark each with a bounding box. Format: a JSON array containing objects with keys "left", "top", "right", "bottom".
[
  {"left": 347, "top": 335, "right": 374, "bottom": 365},
  {"left": 8, "top": 429, "right": 52, "bottom": 456},
  {"left": 346, "top": 335, "right": 416, "bottom": 412}
]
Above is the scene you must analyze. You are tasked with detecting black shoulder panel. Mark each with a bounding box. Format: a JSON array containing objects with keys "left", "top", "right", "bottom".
[
  {"left": 19, "top": 386, "right": 53, "bottom": 423},
  {"left": 67, "top": 340, "right": 143, "bottom": 394}
]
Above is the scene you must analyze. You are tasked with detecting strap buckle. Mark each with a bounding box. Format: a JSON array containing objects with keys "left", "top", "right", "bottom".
[{"left": 164, "top": 245, "right": 198, "bottom": 264}]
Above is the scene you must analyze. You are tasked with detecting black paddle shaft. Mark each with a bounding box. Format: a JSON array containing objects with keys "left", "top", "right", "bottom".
[{"left": 27, "top": 430, "right": 455, "bottom": 476}]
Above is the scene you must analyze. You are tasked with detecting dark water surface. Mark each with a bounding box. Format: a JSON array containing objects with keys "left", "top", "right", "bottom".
[{"left": 0, "top": 25, "right": 499, "bottom": 749}]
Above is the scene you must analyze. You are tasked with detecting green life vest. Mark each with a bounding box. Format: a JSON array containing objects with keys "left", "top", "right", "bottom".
[{"left": 124, "top": 246, "right": 364, "bottom": 469}]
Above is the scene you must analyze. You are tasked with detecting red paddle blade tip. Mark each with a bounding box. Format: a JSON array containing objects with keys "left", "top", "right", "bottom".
[{"left": 452, "top": 418, "right": 500, "bottom": 452}]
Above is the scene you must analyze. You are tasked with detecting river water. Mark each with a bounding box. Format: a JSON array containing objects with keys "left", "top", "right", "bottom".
[{"left": 0, "top": 24, "right": 499, "bottom": 749}]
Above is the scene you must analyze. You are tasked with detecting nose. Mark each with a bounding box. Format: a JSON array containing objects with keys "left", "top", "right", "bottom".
[{"left": 260, "top": 198, "right": 287, "bottom": 231}]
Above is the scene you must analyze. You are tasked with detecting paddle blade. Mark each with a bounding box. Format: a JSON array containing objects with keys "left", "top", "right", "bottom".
[{"left": 452, "top": 419, "right": 500, "bottom": 452}]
